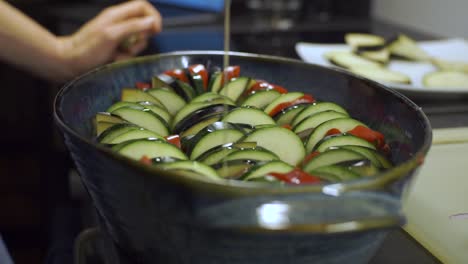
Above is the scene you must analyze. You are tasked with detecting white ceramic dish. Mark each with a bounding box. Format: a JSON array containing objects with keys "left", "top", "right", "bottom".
[{"left": 295, "top": 38, "right": 468, "bottom": 99}]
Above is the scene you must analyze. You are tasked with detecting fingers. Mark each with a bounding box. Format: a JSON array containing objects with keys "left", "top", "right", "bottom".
[
  {"left": 103, "top": 16, "right": 157, "bottom": 45},
  {"left": 101, "top": 0, "right": 162, "bottom": 33}
]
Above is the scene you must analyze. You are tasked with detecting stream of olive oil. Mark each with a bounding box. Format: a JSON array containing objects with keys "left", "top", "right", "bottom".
[{"left": 223, "top": 0, "right": 231, "bottom": 72}]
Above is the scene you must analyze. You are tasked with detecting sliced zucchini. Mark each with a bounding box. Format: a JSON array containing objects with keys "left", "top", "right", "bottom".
[
  {"left": 196, "top": 142, "right": 257, "bottom": 166},
  {"left": 98, "top": 123, "right": 139, "bottom": 143},
  {"left": 242, "top": 160, "right": 294, "bottom": 181},
  {"left": 431, "top": 58, "right": 468, "bottom": 73},
  {"left": 329, "top": 52, "right": 382, "bottom": 69},
  {"left": 345, "top": 33, "right": 385, "bottom": 48},
  {"left": 121, "top": 89, "right": 166, "bottom": 109},
  {"left": 314, "top": 134, "right": 376, "bottom": 152},
  {"left": 208, "top": 70, "right": 223, "bottom": 93},
  {"left": 241, "top": 90, "right": 281, "bottom": 109},
  {"left": 213, "top": 159, "right": 258, "bottom": 179},
  {"left": 181, "top": 115, "right": 222, "bottom": 138},
  {"left": 293, "top": 110, "right": 348, "bottom": 134},
  {"left": 219, "top": 77, "right": 251, "bottom": 102},
  {"left": 242, "top": 126, "right": 305, "bottom": 166},
  {"left": 349, "top": 66, "right": 411, "bottom": 84},
  {"left": 111, "top": 107, "right": 170, "bottom": 136},
  {"left": 95, "top": 121, "right": 118, "bottom": 136},
  {"left": 423, "top": 71, "right": 468, "bottom": 89},
  {"left": 302, "top": 148, "right": 366, "bottom": 172},
  {"left": 386, "top": 34, "right": 430, "bottom": 61},
  {"left": 113, "top": 138, "right": 187, "bottom": 160},
  {"left": 172, "top": 102, "right": 235, "bottom": 133},
  {"left": 146, "top": 88, "right": 186, "bottom": 115},
  {"left": 273, "top": 104, "right": 309, "bottom": 126},
  {"left": 334, "top": 145, "right": 388, "bottom": 168},
  {"left": 106, "top": 128, "right": 164, "bottom": 144},
  {"left": 95, "top": 112, "right": 126, "bottom": 124},
  {"left": 291, "top": 102, "right": 349, "bottom": 127},
  {"left": 305, "top": 117, "right": 366, "bottom": 153},
  {"left": 221, "top": 107, "right": 275, "bottom": 127},
  {"left": 310, "top": 165, "right": 361, "bottom": 181},
  {"left": 106, "top": 101, "right": 171, "bottom": 124},
  {"left": 191, "top": 92, "right": 233, "bottom": 103},
  {"left": 222, "top": 148, "right": 279, "bottom": 163},
  {"left": 189, "top": 125, "right": 245, "bottom": 160},
  {"left": 263, "top": 92, "right": 305, "bottom": 116},
  {"left": 156, "top": 160, "right": 219, "bottom": 180}
]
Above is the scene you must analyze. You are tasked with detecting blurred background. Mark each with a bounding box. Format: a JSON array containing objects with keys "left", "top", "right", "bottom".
[{"left": 0, "top": 0, "right": 466, "bottom": 263}]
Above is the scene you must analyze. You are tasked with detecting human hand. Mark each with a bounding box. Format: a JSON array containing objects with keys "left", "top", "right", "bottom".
[{"left": 58, "top": 0, "right": 162, "bottom": 79}]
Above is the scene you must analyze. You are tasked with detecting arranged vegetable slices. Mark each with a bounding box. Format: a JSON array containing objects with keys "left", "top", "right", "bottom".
[{"left": 94, "top": 63, "right": 394, "bottom": 185}]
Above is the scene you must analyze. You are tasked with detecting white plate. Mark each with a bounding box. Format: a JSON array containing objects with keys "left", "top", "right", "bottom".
[{"left": 295, "top": 38, "right": 468, "bottom": 99}]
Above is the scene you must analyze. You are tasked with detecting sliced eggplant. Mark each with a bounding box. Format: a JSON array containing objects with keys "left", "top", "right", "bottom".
[
  {"left": 180, "top": 115, "right": 222, "bottom": 139},
  {"left": 423, "top": 71, "right": 468, "bottom": 89},
  {"left": 173, "top": 102, "right": 236, "bottom": 134},
  {"left": 106, "top": 101, "right": 171, "bottom": 124},
  {"left": 329, "top": 52, "right": 382, "bottom": 69},
  {"left": 349, "top": 66, "right": 411, "bottom": 84},
  {"left": 344, "top": 33, "right": 385, "bottom": 48},
  {"left": 386, "top": 34, "right": 430, "bottom": 61},
  {"left": 431, "top": 58, "right": 468, "bottom": 73}
]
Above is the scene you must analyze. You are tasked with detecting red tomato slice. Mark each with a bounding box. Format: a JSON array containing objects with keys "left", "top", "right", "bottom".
[
  {"left": 136, "top": 82, "right": 151, "bottom": 91},
  {"left": 140, "top": 155, "right": 152, "bottom": 165},
  {"left": 164, "top": 69, "right": 189, "bottom": 83},
  {"left": 325, "top": 128, "right": 342, "bottom": 137},
  {"left": 302, "top": 151, "right": 320, "bottom": 167},
  {"left": 268, "top": 94, "right": 315, "bottom": 117},
  {"left": 221, "top": 65, "right": 240, "bottom": 85},
  {"left": 164, "top": 134, "right": 181, "bottom": 149},
  {"left": 188, "top": 64, "right": 209, "bottom": 90},
  {"left": 269, "top": 168, "right": 321, "bottom": 184},
  {"left": 245, "top": 81, "right": 288, "bottom": 95},
  {"left": 347, "top": 125, "right": 386, "bottom": 148}
]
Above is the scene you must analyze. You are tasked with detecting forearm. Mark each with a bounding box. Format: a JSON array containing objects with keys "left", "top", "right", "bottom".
[{"left": 0, "top": 1, "right": 71, "bottom": 82}]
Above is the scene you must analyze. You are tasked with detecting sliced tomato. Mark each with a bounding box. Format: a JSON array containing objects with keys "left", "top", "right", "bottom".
[
  {"left": 245, "top": 80, "right": 288, "bottom": 95},
  {"left": 221, "top": 65, "right": 240, "bottom": 85},
  {"left": 140, "top": 155, "right": 152, "bottom": 165},
  {"left": 164, "top": 69, "right": 189, "bottom": 83},
  {"left": 325, "top": 128, "right": 342, "bottom": 137},
  {"left": 135, "top": 81, "right": 151, "bottom": 91},
  {"left": 164, "top": 134, "right": 181, "bottom": 149},
  {"left": 268, "top": 94, "right": 315, "bottom": 117},
  {"left": 347, "top": 125, "right": 386, "bottom": 148},
  {"left": 302, "top": 151, "right": 320, "bottom": 167},
  {"left": 188, "top": 64, "right": 209, "bottom": 90},
  {"left": 281, "top": 124, "right": 292, "bottom": 130},
  {"left": 269, "top": 168, "right": 321, "bottom": 184}
]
